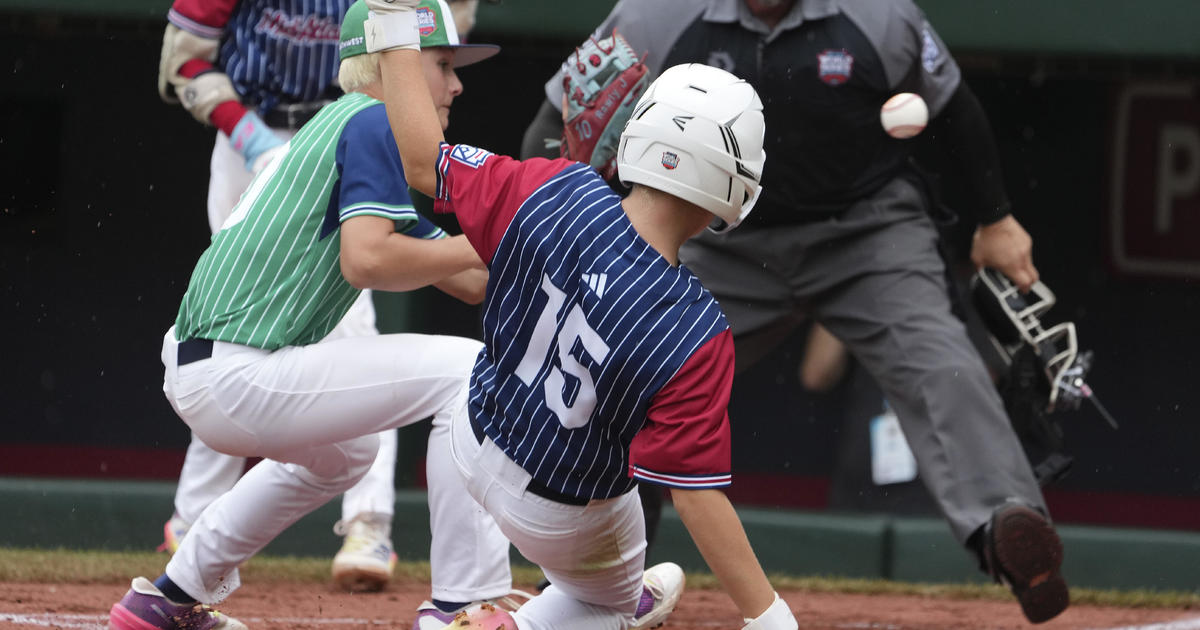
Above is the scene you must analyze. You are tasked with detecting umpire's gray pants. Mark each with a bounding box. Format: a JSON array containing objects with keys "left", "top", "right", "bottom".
[{"left": 680, "top": 176, "right": 1045, "bottom": 544}]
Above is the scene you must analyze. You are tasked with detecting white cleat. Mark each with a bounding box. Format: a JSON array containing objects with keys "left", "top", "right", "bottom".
[
  {"left": 331, "top": 514, "right": 396, "bottom": 592},
  {"left": 630, "top": 562, "right": 686, "bottom": 630}
]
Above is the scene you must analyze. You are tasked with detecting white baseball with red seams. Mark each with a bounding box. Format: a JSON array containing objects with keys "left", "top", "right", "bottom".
[{"left": 880, "top": 92, "right": 928, "bottom": 139}]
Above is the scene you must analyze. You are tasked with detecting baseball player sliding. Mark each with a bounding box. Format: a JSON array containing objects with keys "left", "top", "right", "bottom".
[
  {"left": 109, "top": 4, "right": 519, "bottom": 630},
  {"left": 365, "top": 1, "right": 801, "bottom": 627}
]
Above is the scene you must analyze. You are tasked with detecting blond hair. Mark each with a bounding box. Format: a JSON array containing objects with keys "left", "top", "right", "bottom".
[{"left": 337, "top": 52, "right": 382, "bottom": 93}]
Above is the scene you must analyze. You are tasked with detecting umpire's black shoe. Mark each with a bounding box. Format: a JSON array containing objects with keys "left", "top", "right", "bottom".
[{"left": 983, "top": 503, "right": 1069, "bottom": 623}]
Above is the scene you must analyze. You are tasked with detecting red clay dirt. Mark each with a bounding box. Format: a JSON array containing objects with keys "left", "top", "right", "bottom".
[{"left": 0, "top": 579, "right": 1193, "bottom": 629}]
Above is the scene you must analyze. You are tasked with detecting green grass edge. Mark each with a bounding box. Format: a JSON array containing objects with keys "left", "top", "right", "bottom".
[{"left": 2, "top": 548, "right": 1195, "bottom": 610}]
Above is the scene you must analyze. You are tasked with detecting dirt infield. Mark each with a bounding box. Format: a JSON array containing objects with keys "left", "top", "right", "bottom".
[{"left": 1, "top": 579, "right": 1197, "bottom": 630}]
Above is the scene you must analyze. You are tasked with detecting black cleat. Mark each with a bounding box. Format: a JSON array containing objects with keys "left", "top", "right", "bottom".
[{"left": 983, "top": 503, "right": 1070, "bottom": 623}]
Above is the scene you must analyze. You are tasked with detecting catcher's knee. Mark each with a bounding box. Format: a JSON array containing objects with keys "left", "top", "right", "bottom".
[{"left": 438, "top": 603, "right": 517, "bottom": 630}]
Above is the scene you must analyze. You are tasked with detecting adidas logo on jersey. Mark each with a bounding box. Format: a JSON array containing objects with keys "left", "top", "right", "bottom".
[{"left": 581, "top": 272, "right": 608, "bottom": 298}]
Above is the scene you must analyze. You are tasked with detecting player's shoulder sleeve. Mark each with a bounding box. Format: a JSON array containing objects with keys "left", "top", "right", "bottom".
[
  {"left": 544, "top": 0, "right": 703, "bottom": 111},
  {"left": 168, "top": 0, "right": 240, "bottom": 36},
  {"left": 329, "top": 104, "right": 418, "bottom": 235},
  {"left": 433, "top": 142, "right": 577, "bottom": 263},
  {"left": 628, "top": 328, "right": 735, "bottom": 489},
  {"left": 840, "top": 0, "right": 961, "bottom": 115}
]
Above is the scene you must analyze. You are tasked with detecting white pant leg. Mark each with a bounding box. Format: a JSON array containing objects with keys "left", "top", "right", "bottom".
[
  {"left": 327, "top": 290, "right": 395, "bottom": 521},
  {"left": 173, "top": 436, "right": 246, "bottom": 524},
  {"left": 161, "top": 329, "right": 483, "bottom": 602},
  {"left": 428, "top": 387, "right": 513, "bottom": 602},
  {"left": 342, "top": 427, "right": 396, "bottom": 520},
  {"left": 167, "top": 444, "right": 377, "bottom": 604},
  {"left": 448, "top": 406, "right": 646, "bottom": 630}
]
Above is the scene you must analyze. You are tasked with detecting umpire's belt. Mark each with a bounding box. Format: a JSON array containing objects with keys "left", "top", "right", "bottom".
[
  {"left": 467, "top": 412, "right": 590, "bottom": 506},
  {"left": 263, "top": 100, "right": 332, "bottom": 130},
  {"left": 177, "top": 338, "right": 214, "bottom": 366}
]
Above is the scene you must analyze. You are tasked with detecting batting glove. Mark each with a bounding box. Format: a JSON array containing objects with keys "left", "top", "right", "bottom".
[
  {"left": 157, "top": 23, "right": 219, "bottom": 104},
  {"left": 364, "top": 0, "right": 421, "bottom": 53},
  {"left": 178, "top": 72, "right": 241, "bottom": 126}
]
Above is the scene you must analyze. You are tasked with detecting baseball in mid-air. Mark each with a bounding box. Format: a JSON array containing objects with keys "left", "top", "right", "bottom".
[{"left": 880, "top": 92, "right": 928, "bottom": 139}]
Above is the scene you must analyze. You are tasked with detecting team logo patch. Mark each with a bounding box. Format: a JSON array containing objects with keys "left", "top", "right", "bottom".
[
  {"left": 416, "top": 6, "right": 438, "bottom": 37},
  {"left": 817, "top": 49, "right": 854, "bottom": 86},
  {"left": 921, "top": 27, "right": 941, "bottom": 73},
  {"left": 450, "top": 144, "right": 491, "bottom": 168},
  {"left": 706, "top": 50, "right": 735, "bottom": 73},
  {"left": 661, "top": 151, "right": 679, "bottom": 170}
]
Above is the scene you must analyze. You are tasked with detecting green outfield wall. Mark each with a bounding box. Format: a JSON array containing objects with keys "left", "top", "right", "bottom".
[{"left": 4, "top": 477, "right": 1198, "bottom": 592}]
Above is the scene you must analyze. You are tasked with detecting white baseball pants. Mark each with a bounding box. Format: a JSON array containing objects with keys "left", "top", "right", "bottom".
[
  {"left": 448, "top": 398, "right": 648, "bottom": 630},
  {"left": 160, "top": 328, "right": 511, "bottom": 604}
]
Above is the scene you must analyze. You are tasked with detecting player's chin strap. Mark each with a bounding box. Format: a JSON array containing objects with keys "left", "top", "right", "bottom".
[
  {"left": 970, "top": 268, "right": 1119, "bottom": 485},
  {"left": 741, "top": 593, "right": 797, "bottom": 630}
]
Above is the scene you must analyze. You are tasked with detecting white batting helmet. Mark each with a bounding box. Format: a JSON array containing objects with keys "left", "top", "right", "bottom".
[{"left": 616, "top": 63, "right": 766, "bottom": 232}]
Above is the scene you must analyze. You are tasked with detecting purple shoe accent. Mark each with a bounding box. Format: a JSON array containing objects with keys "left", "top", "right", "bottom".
[
  {"left": 633, "top": 586, "right": 655, "bottom": 619},
  {"left": 108, "top": 578, "right": 242, "bottom": 630},
  {"left": 412, "top": 602, "right": 460, "bottom": 630}
]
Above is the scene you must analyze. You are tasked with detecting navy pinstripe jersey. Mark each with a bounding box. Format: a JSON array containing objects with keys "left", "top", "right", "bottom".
[
  {"left": 434, "top": 144, "right": 737, "bottom": 500},
  {"left": 168, "top": 0, "right": 351, "bottom": 114}
]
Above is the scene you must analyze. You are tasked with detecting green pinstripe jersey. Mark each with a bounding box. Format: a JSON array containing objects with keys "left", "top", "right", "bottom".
[{"left": 175, "top": 91, "right": 443, "bottom": 350}]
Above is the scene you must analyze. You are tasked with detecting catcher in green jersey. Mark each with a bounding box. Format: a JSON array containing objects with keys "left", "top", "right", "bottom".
[{"left": 109, "top": 3, "right": 519, "bottom": 630}]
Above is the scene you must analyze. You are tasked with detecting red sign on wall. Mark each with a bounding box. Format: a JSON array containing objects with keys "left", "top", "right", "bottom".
[{"left": 1110, "top": 82, "right": 1200, "bottom": 278}]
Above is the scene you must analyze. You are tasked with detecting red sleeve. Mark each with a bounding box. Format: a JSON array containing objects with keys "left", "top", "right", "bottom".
[
  {"left": 168, "top": 0, "right": 240, "bottom": 36},
  {"left": 628, "top": 329, "right": 734, "bottom": 489},
  {"left": 432, "top": 143, "right": 577, "bottom": 264}
]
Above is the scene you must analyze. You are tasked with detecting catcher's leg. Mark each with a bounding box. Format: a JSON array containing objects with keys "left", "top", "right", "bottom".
[
  {"left": 427, "top": 388, "right": 513, "bottom": 604},
  {"left": 173, "top": 434, "right": 246, "bottom": 525}
]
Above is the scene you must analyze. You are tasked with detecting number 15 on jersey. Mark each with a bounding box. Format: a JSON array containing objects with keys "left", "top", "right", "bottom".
[{"left": 513, "top": 274, "right": 610, "bottom": 429}]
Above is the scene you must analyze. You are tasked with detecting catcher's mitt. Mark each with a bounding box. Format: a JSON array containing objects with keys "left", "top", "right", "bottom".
[{"left": 560, "top": 30, "right": 649, "bottom": 180}]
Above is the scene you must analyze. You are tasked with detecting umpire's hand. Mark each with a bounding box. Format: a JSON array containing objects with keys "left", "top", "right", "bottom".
[{"left": 971, "top": 214, "right": 1039, "bottom": 292}]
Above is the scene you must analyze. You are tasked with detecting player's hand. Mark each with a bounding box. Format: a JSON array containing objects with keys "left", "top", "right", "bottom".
[
  {"left": 970, "top": 214, "right": 1039, "bottom": 292},
  {"left": 363, "top": 0, "right": 421, "bottom": 53},
  {"left": 157, "top": 23, "right": 219, "bottom": 104},
  {"left": 364, "top": 0, "right": 420, "bottom": 14},
  {"left": 178, "top": 72, "right": 240, "bottom": 125}
]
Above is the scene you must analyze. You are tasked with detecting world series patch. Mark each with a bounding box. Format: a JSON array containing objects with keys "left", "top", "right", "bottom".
[
  {"left": 817, "top": 49, "right": 854, "bottom": 86},
  {"left": 416, "top": 6, "right": 438, "bottom": 37}
]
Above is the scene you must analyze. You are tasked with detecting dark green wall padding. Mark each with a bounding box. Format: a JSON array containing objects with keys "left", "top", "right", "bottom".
[{"left": 4, "top": 477, "right": 1199, "bottom": 592}]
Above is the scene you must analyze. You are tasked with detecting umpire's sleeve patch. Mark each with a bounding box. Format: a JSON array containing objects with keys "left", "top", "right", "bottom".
[{"left": 921, "top": 25, "right": 943, "bottom": 73}]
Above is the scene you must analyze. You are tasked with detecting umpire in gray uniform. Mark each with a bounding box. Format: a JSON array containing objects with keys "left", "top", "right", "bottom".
[{"left": 522, "top": 0, "right": 1068, "bottom": 623}]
